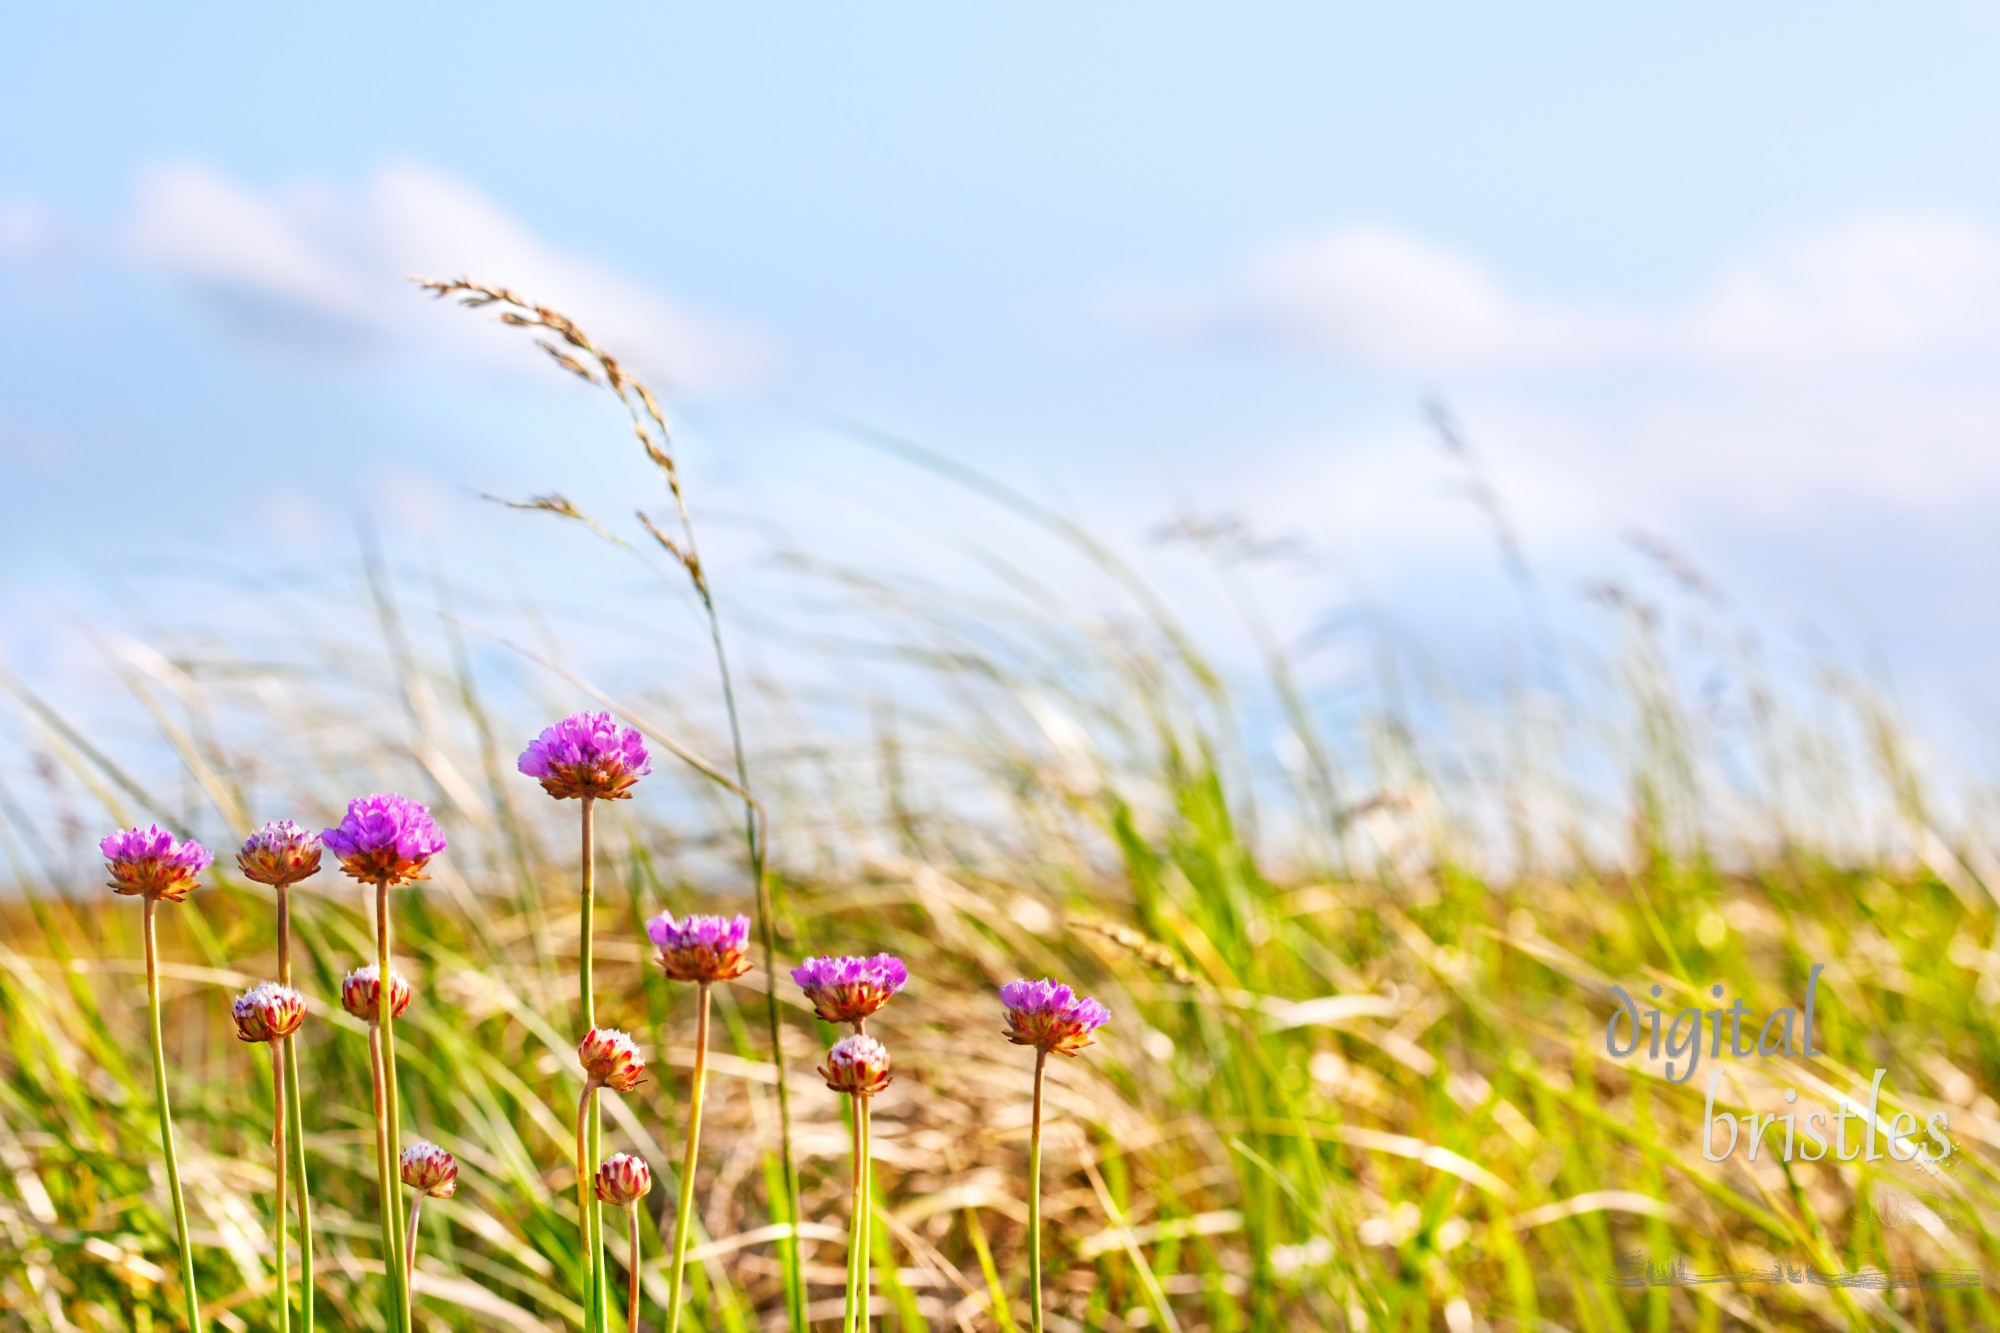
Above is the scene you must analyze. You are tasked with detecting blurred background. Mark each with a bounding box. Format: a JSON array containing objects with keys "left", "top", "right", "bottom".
[{"left": 9, "top": 6, "right": 2000, "bottom": 1330}]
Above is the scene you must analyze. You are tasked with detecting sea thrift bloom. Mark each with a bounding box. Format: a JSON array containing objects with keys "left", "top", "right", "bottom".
[
  {"left": 819, "top": 1034, "right": 893, "bottom": 1096},
  {"left": 578, "top": 1028, "right": 646, "bottom": 1092},
  {"left": 400, "top": 1141, "right": 458, "bottom": 1198},
  {"left": 791, "top": 954, "right": 908, "bottom": 1027},
  {"left": 1000, "top": 978, "right": 1111, "bottom": 1057},
  {"left": 595, "top": 1153, "right": 652, "bottom": 1206},
  {"left": 519, "top": 711, "right": 652, "bottom": 801},
  {"left": 231, "top": 983, "right": 307, "bottom": 1044},
  {"left": 236, "top": 820, "right": 323, "bottom": 886},
  {"left": 322, "top": 793, "right": 447, "bottom": 886},
  {"left": 647, "top": 912, "right": 753, "bottom": 983},
  {"left": 340, "top": 964, "right": 414, "bottom": 1023},
  {"left": 101, "top": 825, "right": 213, "bottom": 902}
]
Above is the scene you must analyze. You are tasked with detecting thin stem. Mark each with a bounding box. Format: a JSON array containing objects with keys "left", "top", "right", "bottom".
[
  {"left": 842, "top": 1102, "right": 862, "bottom": 1333},
  {"left": 579, "top": 797, "right": 607, "bottom": 1333},
  {"left": 285, "top": 1033, "right": 315, "bottom": 1333},
  {"left": 667, "top": 983, "right": 712, "bottom": 1333},
  {"left": 273, "top": 1044, "right": 291, "bottom": 1333},
  {"left": 405, "top": 1195, "right": 423, "bottom": 1291},
  {"left": 276, "top": 883, "right": 314, "bottom": 1333},
  {"left": 144, "top": 898, "right": 204, "bottom": 1333},
  {"left": 625, "top": 1203, "right": 642, "bottom": 1333},
  {"left": 375, "top": 878, "right": 409, "bottom": 1333},
  {"left": 369, "top": 1025, "right": 393, "bottom": 1322},
  {"left": 1029, "top": 1050, "right": 1047, "bottom": 1333},
  {"left": 858, "top": 1096, "right": 873, "bottom": 1333},
  {"left": 576, "top": 1083, "right": 599, "bottom": 1332}
]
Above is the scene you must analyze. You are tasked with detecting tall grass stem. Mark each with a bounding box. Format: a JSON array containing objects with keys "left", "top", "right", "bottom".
[{"left": 143, "top": 899, "right": 204, "bottom": 1333}]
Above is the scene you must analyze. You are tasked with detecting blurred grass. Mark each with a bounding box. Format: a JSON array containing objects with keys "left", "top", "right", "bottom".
[{"left": 6, "top": 427, "right": 2000, "bottom": 1332}]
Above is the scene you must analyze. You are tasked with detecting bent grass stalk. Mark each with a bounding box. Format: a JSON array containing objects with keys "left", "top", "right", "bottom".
[
  {"left": 143, "top": 898, "right": 204, "bottom": 1333},
  {"left": 666, "top": 983, "right": 713, "bottom": 1333}
]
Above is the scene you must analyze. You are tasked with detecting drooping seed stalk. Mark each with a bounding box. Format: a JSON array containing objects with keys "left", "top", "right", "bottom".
[
  {"left": 842, "top": 1101, "right": 863, "bottom": 1333},
  {"left": 580, "top": 796, "right": 608, "bottom": 1333},
  {"left": 1028, "top": 1051, "right": 1048, "bottom": 1333},
  {"left": 276, "top": 884, "right": 314, "bottom": 1333},
  {"left": 374, "top": 878, "right": 410, "bottom": 1333},
  {"left": 667, "top": 982, "right": 713, "bottom": 1333},
  {"left": 575, "top": 1083, "right": 601, "bottom": 1332},
  {"left": 404, "top": 1194, "right": 423, "bottom": 1288},
  {"left": 624, "top": 1203, "right": 642, "bottom": 1333},
  {"left": 272, "top": 1043, "right": 291, "bottom": 1333},
  {"left": 144, "top": 898, "right": 205, "bottom": 1333}
]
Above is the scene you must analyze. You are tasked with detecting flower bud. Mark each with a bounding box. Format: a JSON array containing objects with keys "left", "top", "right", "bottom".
[
  {"left": 578, "top": 1028, "right": 646, "bottom": 1092},
  {"left": 236, "top": 820, "right": 322, "bottom": 887},
  {"left": 595, "top": 1153, "right": 652, "bottom": 1206},
  {"left": 400, "top": 1140, "right": 458, "bottom": 1197},
  {"left": 819, "top": 1033, "right": 893, "bottom": 1097},
  {"left": 340, "top": 964, "right": 413, "bottom": 1023},
  {"left": 231, "top": 983, "right": 306, "bottom": 1044}
]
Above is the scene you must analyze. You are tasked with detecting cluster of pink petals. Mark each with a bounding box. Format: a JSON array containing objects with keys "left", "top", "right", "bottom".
[
  {"left": 999, "top": 978, "right": 1111, "bottom": 1057},
  {"left": 819, "top": 1033, "right": 893, "bottom": 1096},
  {"left": 791, "top": 953, "right": 908, "bottom": 1026},
  {"left": 340, "top": 965, "right": 414, "bottom": 1023},
  {"left": 400, "top": 1140, "right": 458, "bottom": 1198},
  {"left": 647, "top": 911, "right": 753, "bottom": 983},
  {"left": 322, "top": 794, "right": 447, "bottom": 887},
  {"left": 100, "top": 825, "right": 213, "bottom": 902},
  {"left": 518, "top": 712, "right": 652, "bottom": 802},
  {"left": 595, "top": 1153, "right": 652, "bottom": 1206},
  {"left": 232, "top": 983, "right": 307, "bottom": 1044},
  {"left": 237, "top": 820, "right": 323, "bottom": 887},
  {"left": 578, "top": 1028, "right": 647, "bottom": 1092}
]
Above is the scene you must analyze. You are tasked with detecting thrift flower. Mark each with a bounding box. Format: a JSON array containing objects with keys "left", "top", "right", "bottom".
[
  {"left": 1000, "top": 978, "right": 1111, "bottom": 1058},
  {"left": 819, "top": 1034, "right": 893, "bottom": 1097},
  {"left": 232, "top": 982, "right": 307, "bottom": 1044},
  {"left": 791, "top": 954, "right": 908, "bottom": 1027},
  {"left": 236, "top": 820, "right": 323, "bottom": 887},
  {"left": 647, "top": 912, "right": 753, "bottom": 983},
  {"left": 101, "top": 825, "right": 212, "bottom": 902},
  {"left": 340, "top": 964, "right": 413, "bottom": 1023},
  {"left": 322, "top": 794, "right": 447, "bottom": 886},
  {"left": 579, "top": 1028, "right": 647, "bottom": 1092},
  {"left": 519, "top": 711, "right": 652, "bottom": 801},
  {"left": 596, "top": 1153, "right": 652, "bottom": 1206},
  {"left": 400, "top": 1141, "right": 458, "bottom": 1198}
]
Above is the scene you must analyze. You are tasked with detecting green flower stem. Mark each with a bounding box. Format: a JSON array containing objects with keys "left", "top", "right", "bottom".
[
  {"left": 624, "top": 1203, "right": 642, "bottom": 1333},
  {"left": 374, "top": 879, "right": 410, "bottom": 1333},
  {"left": 272, "top": 1043, "right": 291, "bottom": 1333},
  {"left": 576, "top": 1084, "right": 602, "bottom": 1333},
  {"left": 580, "top": 796, "right": 608, "bottom": 1333},
  {"left": 667, "top": 983, "right": 713, "bottom": 1333},
  {"left": 842, "top": 1100, "right": 862, "bottom": 1333},
  {"left": 276, "top": 884, "right": 314, "bottom": 1333},
  {"left": 144, "top": 898, "right": 204, "bottom": 1333},
  {"left": 405, "top": 1194, "right": 423, "bottom": 1289},
  {"left": 859, "top": 1096, "right": 873, "bottom": 1333},
  {"left": 368, "top": 1026, "right": 395, "bottom": 1325},
  {"left": 1028, "top": 1050, "right": 1047, "bottom": 1333}
]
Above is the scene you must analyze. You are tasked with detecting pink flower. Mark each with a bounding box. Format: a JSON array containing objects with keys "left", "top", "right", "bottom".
[
  {"left": 518, "top": 712, "right": 652, "bottom": 801},
  {"left": 400, "top": 1141, "right": 458, "bottom": 1198},
  {"left": 231, "top": 983, "right": 307, "bottom": 1044},
  {"left": 100, "top": 825, "right": 213, "bottom": 902},
  {"left": 999, "top": 978, "right": 1110, "bottom": 1057},
  {"left": 322, "top": 794, "right": 446, "bottom": 886},
  {"left": 647, "top": 912, "right": 753, "bottom": 984},
  {"left": 819, "top": 1034, "right": 893, "bottom": 1096},
  {"left": 579, "top": 1028, "right": 647, "bottom": 1092},
  {"left": 791, "top": 954, "right": 908, "bottom": 1026},
  {"left": 595, "top": 1153, "right": 652, "bottom": 1206},
  {"left": 340, "top": 965, "right": 413, "bottom": 1023},
  {"left": 236, "top": 820, "right": 322, "bottom": 887}
]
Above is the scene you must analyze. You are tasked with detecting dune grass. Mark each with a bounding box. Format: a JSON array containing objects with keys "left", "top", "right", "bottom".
[{"left": 5, "top": 309, "right": 2000, "bottom": 1333}]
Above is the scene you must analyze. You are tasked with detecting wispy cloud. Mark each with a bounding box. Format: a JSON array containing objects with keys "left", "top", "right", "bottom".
[{"left": 120, "top": 159, "right": 771, "bottom": 390}]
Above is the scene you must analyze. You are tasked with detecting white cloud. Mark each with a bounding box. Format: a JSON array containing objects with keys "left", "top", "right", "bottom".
[
  {"left": 121, "top": 159, "right": 770, "bottom": 391},
  {"left": 1138, "top": 210, "right": 2000, "bottom": 378}
]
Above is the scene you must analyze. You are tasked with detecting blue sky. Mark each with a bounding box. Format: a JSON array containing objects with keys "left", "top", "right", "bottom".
[{"left": 7, "top": 3, "right": 2000, "bottom": 767}]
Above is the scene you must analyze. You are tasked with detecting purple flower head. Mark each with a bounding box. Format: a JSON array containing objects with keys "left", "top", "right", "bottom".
[
  {"left": 647, "top": 911, "right": 753, "bottom": 984},
  {"left": 322, "top": 794, "right": 446, "bottom": 886},
  {"left": 791, "top": 954, "right": 908, "bottom": 1027},
  {"left": 819, "top": 1033, "right": 893, "bottom": 1096},
  {"left": 518, "top": 712, "right": 652, "bottom": 801},
  {"left": 237, "top": 820, "right": 323, "bottom": 887},
  {"left": 100, "top": 825, "right": 213, "bottom": 902},
  {"left": 999, "top": 977, "right": 1111, "bottom": 1058}
]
